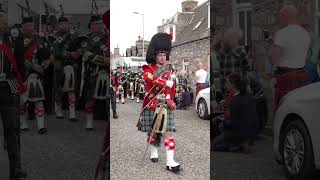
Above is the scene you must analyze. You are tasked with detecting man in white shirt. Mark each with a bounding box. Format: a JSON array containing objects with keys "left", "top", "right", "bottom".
[
  {"left": 194, "top": 63, "right": 208, "bottom": 95},
  {"left": 270, "top": 5, "right": 310, "bottom": 109}
]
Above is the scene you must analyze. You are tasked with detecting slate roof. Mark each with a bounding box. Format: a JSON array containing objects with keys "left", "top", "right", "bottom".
[{"left": 174, "top": 1, "right": 210, "bottom": 46}]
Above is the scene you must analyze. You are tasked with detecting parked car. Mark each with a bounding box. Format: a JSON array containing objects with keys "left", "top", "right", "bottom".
[
  {"left": 273, "top": 82, "right": 320, "bottom": 180},
  {"left": 195, "top": 87, "right": 210, "bottom": 119}
]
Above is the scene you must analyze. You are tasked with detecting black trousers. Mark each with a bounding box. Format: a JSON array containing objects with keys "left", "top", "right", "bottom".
[{"left": 0, "top": 82, "right": 22, "bottom": 175}]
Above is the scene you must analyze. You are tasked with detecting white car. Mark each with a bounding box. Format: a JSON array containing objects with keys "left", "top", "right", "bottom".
[
  {"left": 273, "top": 82, "right": 320, "bottom": 180},
  {"left": 195, "top": 87, "right": 210, "bottom": 119}
]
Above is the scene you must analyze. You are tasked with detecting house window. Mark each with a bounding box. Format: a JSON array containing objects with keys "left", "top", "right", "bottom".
[
  {"left": 193, "top": 18, "right": 204, "bottom": 31},
  {"left": 316, "top": 0, "right": 320, "bottom": 35},
  {"left": 189, "top": 14, "right": 195, "bottom": 24},
  {"left": 183, "top": 59, "right": 189, "bottom": 75},
  {"left": 208, "top": 2, "right": 210, "bottom": 28},
  {"left": 233, "top": 0, "right": 252, "bottom": 46}
]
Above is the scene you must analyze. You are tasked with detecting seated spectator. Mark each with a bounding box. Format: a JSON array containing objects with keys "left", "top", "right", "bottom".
[
  {"left": 177, "top": 85, "right": 191, "bottom": 110},
  {"left": 212, "top": 73, "right": 259, "bottom": 153}
]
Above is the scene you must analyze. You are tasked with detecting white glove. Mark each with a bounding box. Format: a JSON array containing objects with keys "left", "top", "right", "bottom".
[
  {"left": 166, "top": 80, "right": 174, "bottom": 88},
  {"left": 170, "top": 74, "right": 176, "bottom": 79}
]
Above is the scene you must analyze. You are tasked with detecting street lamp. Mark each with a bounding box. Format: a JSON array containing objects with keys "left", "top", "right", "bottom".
[{"left": 133, "top": 11, "right": 144, "bottom": 58}]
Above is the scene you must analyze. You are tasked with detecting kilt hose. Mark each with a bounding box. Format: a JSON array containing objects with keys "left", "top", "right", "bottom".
[
  {"left": 139, "top": 107, "right": 174, "bottom": 133},
  {"left": 274, "top": 70, "right": 308, "bottom": 111},
  {"left": 110, "top": 87, "right": 116, "bottom": 111}
]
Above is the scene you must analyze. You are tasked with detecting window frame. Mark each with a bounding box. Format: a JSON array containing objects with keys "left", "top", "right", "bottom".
[{"left": 232, "top": 0, "right": 252, "bottom": 46}]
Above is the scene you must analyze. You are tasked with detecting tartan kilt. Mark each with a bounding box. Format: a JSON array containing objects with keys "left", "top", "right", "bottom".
[
  {"left": 118, "top": 84, "right": 124, "bottom": 93},
  {"left": 274, "top": 70, "right": 307, "bottom": 110},
  {"left": 139, "top": 108, "right": 174, "bottom": 133}
]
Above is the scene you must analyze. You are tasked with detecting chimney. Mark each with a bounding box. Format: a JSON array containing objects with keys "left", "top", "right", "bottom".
[{"left": 181, "top": 0, "right": 198, "bottom": 12}]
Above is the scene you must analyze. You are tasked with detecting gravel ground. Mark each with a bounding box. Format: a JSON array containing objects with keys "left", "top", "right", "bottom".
[
  {"left": 0, "top": 112, "right": 105, "bottom": 180},
  {"left": 111, "top": 100, "right": 210, "bottom": 180}
]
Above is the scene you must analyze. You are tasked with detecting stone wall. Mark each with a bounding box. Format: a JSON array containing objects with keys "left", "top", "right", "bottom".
[
  {"left": 211, "top": 0, "right": 233, "bottom": 33},
  {"left": 171, "top": 38, "right": 210, "bottom": 76}
]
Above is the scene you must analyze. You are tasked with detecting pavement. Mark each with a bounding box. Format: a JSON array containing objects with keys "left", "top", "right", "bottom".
[
  {"left": 0, "top": 111, "right": 106, "bottom": 180},
  {"left": 211, "top": 129, "right": 287, "bottom": 180},
  {"left": 110, "top": 99, "right": 210, "bottom": 180}
]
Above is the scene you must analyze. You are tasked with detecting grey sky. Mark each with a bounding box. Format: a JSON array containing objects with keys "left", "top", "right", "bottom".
[{"left": 110, "top": 0, "right": 207, "bottom": 55}]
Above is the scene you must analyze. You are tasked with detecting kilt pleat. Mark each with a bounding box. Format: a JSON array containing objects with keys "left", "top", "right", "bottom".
[{"left": 139, "top": 108, "right": 174, "bottom": 133}]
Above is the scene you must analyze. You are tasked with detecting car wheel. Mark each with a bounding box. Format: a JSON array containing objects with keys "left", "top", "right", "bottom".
[
  {"left": 281, "top": 120, "right": 315, "bottom": 180},
  {"left": 197, "top": 99, "right": 209, "bottom": 120}
]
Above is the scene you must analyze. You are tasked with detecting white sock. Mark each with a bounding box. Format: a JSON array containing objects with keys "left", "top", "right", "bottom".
[{"left": 86, "top": 113, "right": 93, "bottom": 129}]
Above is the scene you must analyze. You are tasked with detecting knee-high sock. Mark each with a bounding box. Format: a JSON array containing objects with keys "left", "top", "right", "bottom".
[
  {"left": 164, "top": 134, "right": 179, "bottom": 167},
  {"left": 121, "top": 94, "right": 124, "bottom": 103},
  {"left": 85, "top": 103, "right": 94, "bottom": 129},
  {"left": 20, "top": 105, "right": 28, "bottom": 129},
  {"left": 54, "top": 100, "right": 63, "bottom": 117},
  {"left": 68, "top": 92, "right": 76, "bottom": 119},
  {"left": 35, "top": 102, "right": 45, "bottom": 130}
]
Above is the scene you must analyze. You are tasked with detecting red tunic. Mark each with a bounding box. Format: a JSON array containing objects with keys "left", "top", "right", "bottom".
[{"left": 142, "top": 64, "right": 176, "bottom": 110}]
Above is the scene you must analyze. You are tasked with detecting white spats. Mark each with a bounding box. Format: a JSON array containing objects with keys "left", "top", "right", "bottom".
[
  {"left": 55, "top": 102, "right": 63, "bottom": 118},
  {"left": 150, "top": 145, "right": 158, "bottom": 159},
  {"left": 166, "top": 149, "right": 180, "bottom": 168},
  {"left": 20, "top": 114, "right": 29, "bottom": 130}
]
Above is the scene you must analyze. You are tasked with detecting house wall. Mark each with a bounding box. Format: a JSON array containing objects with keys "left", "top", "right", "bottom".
[{"left": 171, "top": 38, "right": 210, "bottom": 77}]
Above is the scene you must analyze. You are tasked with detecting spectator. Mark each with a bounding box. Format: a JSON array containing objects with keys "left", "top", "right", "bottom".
[
  {"left": 194, "top": 63, "right": 208, "bottom": 95},
  {"left": 212, "top": 73, "right": 259, "bottom": 153},
  {"left": 176, "top": 70, "right": 189, "bottom": 88},
  {"left": 214, "top": 28, "right": 250, "bottom": 95},
  {"left": 177, "top": 85, "right": 192, "bottom": 110},
  {"left": 270, "top": 5, "right": 310, "bottom": 110}
]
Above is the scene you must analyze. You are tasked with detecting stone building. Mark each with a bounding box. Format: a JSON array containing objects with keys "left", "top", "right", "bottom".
[
  {"left": 125, "top": 38, "right": 149, "bottom": 57},
  {"left": 158, "top": 0, "right": 210, "bottom": 76}
]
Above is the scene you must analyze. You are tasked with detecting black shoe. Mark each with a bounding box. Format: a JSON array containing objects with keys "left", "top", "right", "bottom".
[
  {"left": 86, "top": 127, "right": 94, "bottom": 131},
  {"left": 38, "top": 128, "right": 47, "bottom": 135},
  {"left": 113, "top": 112, "right": 119, "bottom": 119},
  {"left": 10, "top": 169, "right": 27, "bottom": 180},
  {"left": 69, "top": 118, "right": 79, "bottom": 122},
  {"left": 166, "top": 165, "right": 181, "bottom": 173},
  {"left": 56, "top": 116, "right": 64, "bottom": 119},
  {"left": 150, "top": 158, "right": 158, "bottom": 162},
  {"left": 20, "top": 128, "right": 30, "bottom": 132}
]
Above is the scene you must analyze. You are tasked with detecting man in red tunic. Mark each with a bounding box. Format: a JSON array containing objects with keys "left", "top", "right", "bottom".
[{"left": 137, "top": 33, "right": 180, "bottom": 173}]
